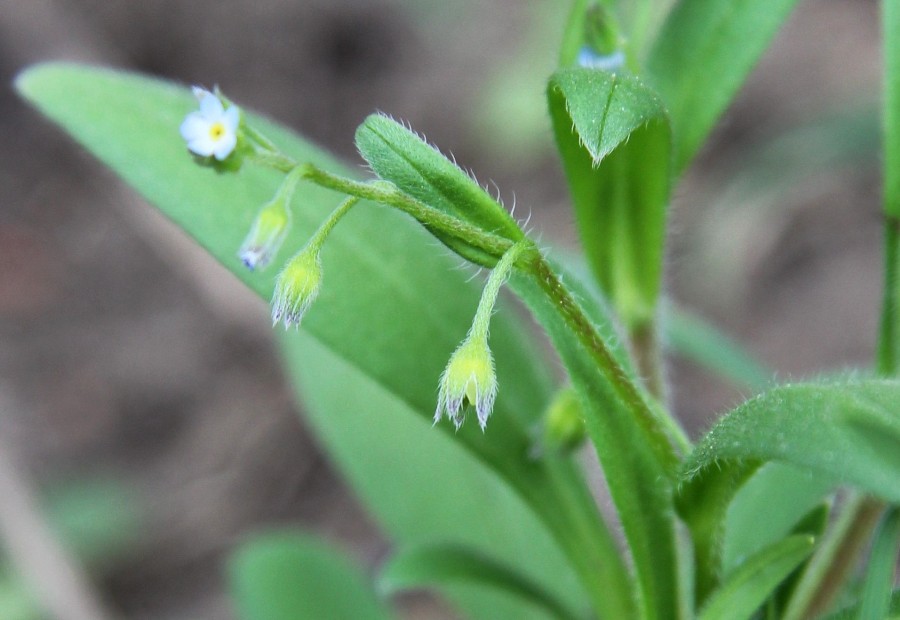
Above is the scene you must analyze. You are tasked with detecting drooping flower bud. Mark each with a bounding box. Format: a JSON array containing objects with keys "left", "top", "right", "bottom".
[
  {"left": 433, "top": 241, "right": 531, "bottom": 431},
  {"left": 271, "top": 247, "right": 322, "bottom": 329},
  {"left": 239, "top": 198, "right": 291, "bottom": 271},
  {"left": 238, "top": 167, "right": 305, "bottom": 270},
  {"left": 538, "top": 386, "right": 587, "bottom": 455},
  {"left": 268, "top": 196, "right": 359, "bottom": 329},
  {"left": 435, "top": 334, "right": 498, "bottom": 431}
]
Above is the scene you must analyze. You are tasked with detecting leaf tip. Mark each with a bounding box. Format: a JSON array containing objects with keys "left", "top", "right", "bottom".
[{"left": 13, "top": 62, "right": 52, "bottom": 100}]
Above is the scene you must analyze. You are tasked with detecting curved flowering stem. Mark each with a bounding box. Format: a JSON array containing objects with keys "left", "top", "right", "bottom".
[
  {"left": 271, "top": 196, "right": 360, "bottom": 329},
  {"left": 435, "top": 241, "right": 534, "bottom": 430},
  {"left": 242, "top": 140, "right": 518, "bottom": 264},
  {"left": 302, "top": 165, "right": 517, "bottom": 262},
  {"left": 470, "top": 242, "right": 534, "bottom": 339}
]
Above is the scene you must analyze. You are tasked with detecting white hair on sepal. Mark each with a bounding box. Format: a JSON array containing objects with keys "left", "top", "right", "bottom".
[{"left": 518, "top": 207, "right": 534, "bottom": 233}]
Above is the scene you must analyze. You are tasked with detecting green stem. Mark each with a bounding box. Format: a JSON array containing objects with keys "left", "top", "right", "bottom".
[
  {"left": 252, "top": 148, "right": 633, "bottom": 619},
  {"left": 307, "top": 196, "right": 359, "bottom": 254},
  {"left": 525, "top": 253, "right": 687, "bottom": 468},
  {"left": 631, "top": 319, "right": 668, "bottom": 405},
  {"left": 469, "top": 242, "right": 532, "bottom": 341},
  {"left": 302, "top": 165, "right": 514, "bottom": 259},
  {"left": 252, "top": 151, "right": 515, "bottom": 262},
  {"left": 877, "top": 221, "right": 900, "bottom": 374}
]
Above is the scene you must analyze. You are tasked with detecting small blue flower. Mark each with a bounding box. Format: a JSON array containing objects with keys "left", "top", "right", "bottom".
[{"left": 180, "top": 87, "right": 240, "bottom": 160}]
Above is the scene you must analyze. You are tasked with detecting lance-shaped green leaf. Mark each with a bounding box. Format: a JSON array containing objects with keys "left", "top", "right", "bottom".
[
  {"left": 646, "top": 0, "right": 801, "bottom": 172},
  {"left": 679, "top": 380, "right": 900, "bottom": 605},
  {"left": 510, "top": 267, "right": 680, "bottom": 620},
  {"left": 16, "top": 63, "right": 622, "bottom": 620},
  {"left": 379, "top": 544, "right": 583, "bottom": 620},
  {"left": 355, "top": 114, "right": 524, "bottom": 268},
  {"left": 548, "top": 68, "right": 671, "bottom": 329},
  {"left": 683, "top": 380, "right": 900, "bottom": 503},
  {"left": 697, "top": 535, "right": 815, "bottom": 620},
  {"left": 228, "top": 532, "right": 394, "bottom": 620},
  {"left": 679, "top": 379, "right": 900, "bottom": 605}
]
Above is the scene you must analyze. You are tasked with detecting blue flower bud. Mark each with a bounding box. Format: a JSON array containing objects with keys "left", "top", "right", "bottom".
[{"left": 238, "top": 197, "right": 291, "bottom": 271}]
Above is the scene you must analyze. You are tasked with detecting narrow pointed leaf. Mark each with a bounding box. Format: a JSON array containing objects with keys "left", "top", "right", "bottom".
[
  {"left": 684, "top": 380, "right": 900, "bottom": 504},
  {"left": 680, "top": 381, "right": 900, "bottom": 605},
  {"left": 379, "top": 544, "right": 582, "bottom": 620},
  {"left": 511, "top": 268, "right": 679, "bottom": 620},
  {"left": 548, "top": 68, "right": 671, "bottom": 328},
  {"left": 646, "top": 0, "right": 801, "bottom": 172},
  {"left": 228, "top": 532, "right": 394, "bottom": 620},
  {"left": 16, "top": 63, "right": 610, "bottom": 619},
  {"left": 697, "top": 535, "right": 815, "bottom": 620}
]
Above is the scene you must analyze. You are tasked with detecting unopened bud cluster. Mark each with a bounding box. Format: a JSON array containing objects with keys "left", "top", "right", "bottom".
[{"left": 181, "top": 86, "right": 531, "bottom": 430}]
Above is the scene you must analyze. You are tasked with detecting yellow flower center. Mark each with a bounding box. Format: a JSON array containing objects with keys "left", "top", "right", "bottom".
[{"left": 209, "top": 122, "right": 226, "bottom": 141}]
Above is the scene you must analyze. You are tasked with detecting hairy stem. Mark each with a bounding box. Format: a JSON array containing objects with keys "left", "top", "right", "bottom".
[
  {"left": 257, "top": 156, "right": 516, "bottom": 262},
  {"left": 525, "top": 253, "right": 688, "bottom": 467}
]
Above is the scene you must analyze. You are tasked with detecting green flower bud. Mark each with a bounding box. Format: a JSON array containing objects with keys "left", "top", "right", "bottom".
[
  {"left": 271, "top": 247, "right": 322, "bottom": 329},
  {"left": 435, "top": 334, "right": 498, "bottom": 431},
  {"left": 238, "top": 196, "right": 291, "bottom": 271},
  {"left": 540, "top": 386, "right": 587, "bottom": 455}
]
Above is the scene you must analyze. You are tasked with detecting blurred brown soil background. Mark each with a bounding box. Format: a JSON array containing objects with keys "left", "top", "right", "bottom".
[{"left": 0, "top": 0, "right": 883, "bottom": 618}]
